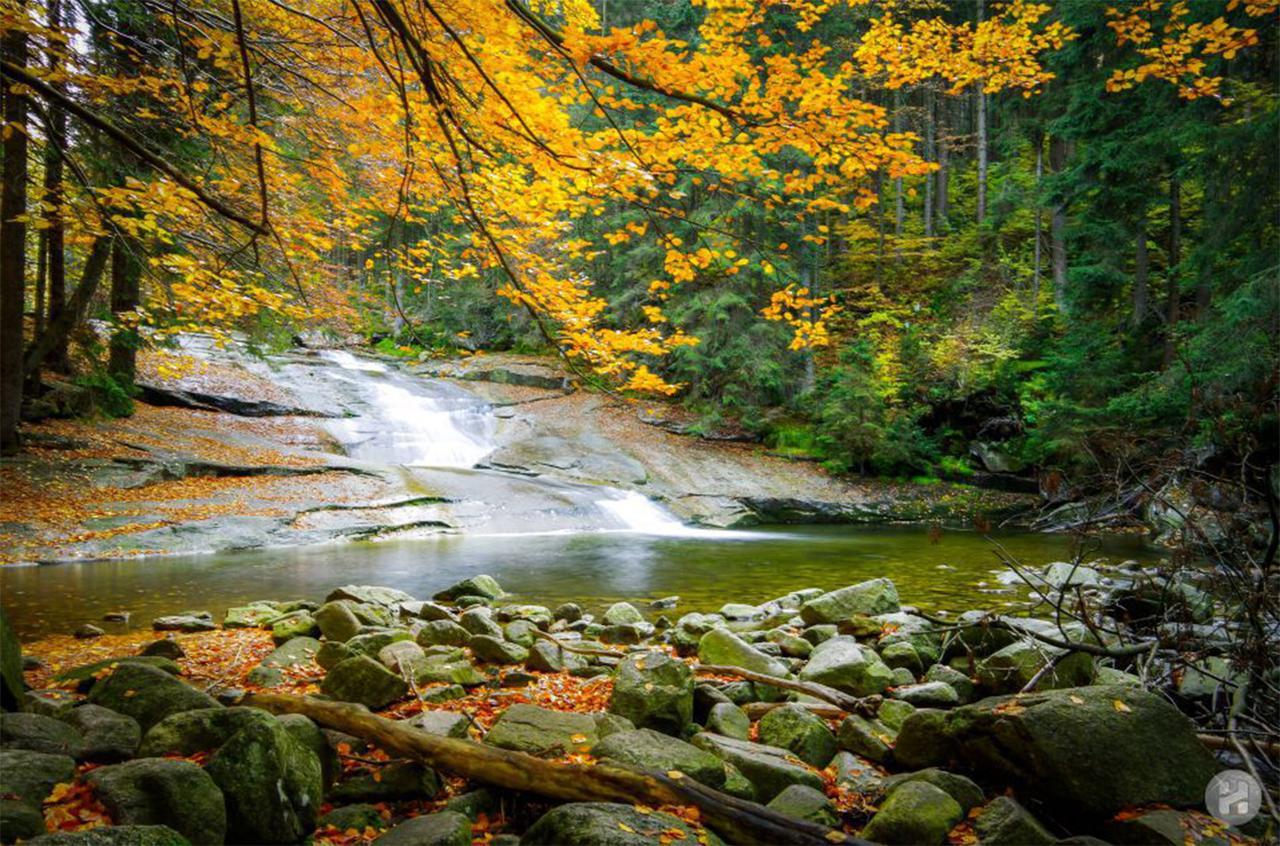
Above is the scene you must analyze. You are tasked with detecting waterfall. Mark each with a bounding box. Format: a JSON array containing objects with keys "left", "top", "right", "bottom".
[{"left": 320, "top": 350, "right": 496, "bottom": 469}]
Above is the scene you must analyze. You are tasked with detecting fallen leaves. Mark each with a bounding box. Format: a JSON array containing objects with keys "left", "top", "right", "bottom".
[{"left": 43, "top": 777, "right": 111, "bottom": 833}]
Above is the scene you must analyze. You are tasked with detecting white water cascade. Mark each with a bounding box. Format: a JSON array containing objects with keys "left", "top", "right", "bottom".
[
  {"left": 320, "top": 350, "right": 497, "bottom": 469},
  {"left": 596, "top": 490, "right": 704, "bottom": 536}
]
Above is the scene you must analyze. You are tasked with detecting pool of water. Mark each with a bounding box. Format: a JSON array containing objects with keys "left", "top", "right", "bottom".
[{"left": 0, "top": 525, "right": 1161, "bottom": 639}]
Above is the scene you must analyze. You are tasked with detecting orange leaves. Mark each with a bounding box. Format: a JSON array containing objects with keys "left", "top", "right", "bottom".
[
  {"left": 43, "top": 778, "right": 111, "bottom": 833},
  {"left": 761, "top": 286, "right": 841, "bottom": 351}
]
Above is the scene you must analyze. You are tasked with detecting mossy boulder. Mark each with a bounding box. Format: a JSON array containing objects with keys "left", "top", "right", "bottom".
[
  {"left": 373, "top": 811, "right": 472, "bottom": 846},
  {"left": 314, "top": 601, "right": 362, "bottom": 642},
  {"left": 85, "top": 759, "right": 226, "bottom": 845},
  {"left": 835, "top": 713, "right": 896, "bottom": 764},
  {"left": 322, "top": 656, "right": 408, "bottom": 709},
  {"left": 766, "top": 784, "right": 839, "bottom": 827},
  {"left": 608, "top": 651, "right": 693, "bottom": 734},
  {"left": 862, "top": 780, "right": 963, "bottom": 845},
  {"left": 799, "top": 637, "right": 894, "bottom": 697},
  {"left": 87, "top": 663, "right": 220, "bottom": 731},
  {"left": 0, "top": 748, "right": 76, "bottom": 805},
  {"left": 697, "top": 629, "right": 790, "bottom": 677},
  {"left": 592, "top": 728, "right": 726, "bottom": 789},
  {"left": 940, "top": 685, "right": 1218, "bottom": 818},
  {"left": 331, "top": 761, "right": 439, "bottom": 802},
  {"left": 205, "top": 718, "right": 323, "bottom": 843},
  {"left": 525, "top": 639, "right": 589, "bottom": 673},
  {"left": 222, "top": 603, "right": 279, "bottom": 629},
  {"left": 53, "top": 656, "right": 180, "bottom": 689},
  {"left": 0, "top": 712, "right": 82, "bottom": 756},
  {"left": 0, "top": 609, "right": 23, "bottom": 712},
  {"left": 269, "top": 611, "right": 319, "bottom": 644},
  {"left": 139, "top": 707, "right": 275, "bottom": 757},
  {"left": 468, "top": 635, "right": 528, "bottom": 665},
  {"left": 318, "top": 803, "right": 388, "bottom": 833},
  {"left": 1, "top": 797, "right": 46, "bottom": 842},
  {"left": 974, "top": 796, "right": 1055, "bottom": 845},
  {"left": 327, "top": 585, "right": 416, "bottom": 607},
  {"left": 62, "top": 704, "right": 141, "bottom": 762},
  {"left": 404, "top": 710, "right": 470, "bottom": 739},
  {"left": 433, "top": 576, "right": 503, "bottom": 601},
  {"left": 691, "top": 733, "right": 825, "bottom": 803},
  {"left": 799, "top": 578, "right": 900, "bottom": 625},
  {"left": 483, "top": 704, "right": 600, "bottom": 756},
  {"left": 601, "top": 602, "right": 644, "bottom": 626},
  {"left": 705, "top": 702, "right": 750, "bottom": 741},
  {"left": 881, "top": 768, "right": 984, "bottom": 812},
  {"left": 522, "top": 803, "right": 720, "bottom": 846},
  {"left": 974, "top": 640, "right": 1095, "bottom": 693},
  {"left": 892, "top": 681, "right": 960, "bottom": 707},
  {"left": 24, "top": 825, "right": 191, "bottom": 845},
  {"left": 757, "top": 704, "right": 837, "bottom": 768},
  {"left": 417, "top": 621, "right": 472, "bottom": 648}
]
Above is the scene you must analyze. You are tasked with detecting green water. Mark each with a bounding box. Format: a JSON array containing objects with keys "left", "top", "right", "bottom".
[{"left": 0, "top": 525, "right": 1161, "bottom": 639}]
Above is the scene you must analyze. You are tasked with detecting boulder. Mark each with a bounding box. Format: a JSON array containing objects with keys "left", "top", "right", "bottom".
[
  {"left": 830, "top": 751, "right": 885, "bottom": 793},
  {"left": 316, "top": 641, "right": 354, "bottom": 670},
  {"left": 483, "top": 704, "right": 600, "bottom": 756},
  {"left": 327, "top": 585, "right": 416, "bottom": 607},
  {"left": 205, "top": 718, "right": 323, "bottom": 843},
  {"left": 765, "top": 630, "right": 813, "bottom": 658},
  {"left": 87, "top": 663, "right": 220, "bottom": 731},
  {"left": 553, "top": 603, "right": 583, "bottom": 622},
  {"left": 54, "top": 656, "right": 180, "bottom": 688},
  {"left": 222, "top": 603, "right": 279, "bottom": 629},
  {"left": 697, "top": 629, "right": 790, "bottom": 677},
  {"left": 139, "top": 639, "right": 184, "bottom": 660},
  {"left": 705, "top": 702, "right": 750, "bottom": 741},
  {"left": 525, "top": 639, "right": 589, "bottom": 673},
  {"left": 59, "top": 706, "right": 139, "bottom": 762},
  {"left": 889, "top": 708, "right": 949, "bottom": 770},
  {"left": 373, "top": 811, "right": 472, "bottom": 846},
  {"left": 331, "top": 761, "right": 439, "bottom": 801},
  {"left": 322, "top": 656, "right": 408, "bottom": 709},
  {"left": 924, "top": 664, "right": 975, "bottom": 702},
  {"left": 24, "top": 688, "right": 78, "bottom": 718},
  {"left": 766, "top": 784, "right": 839, "bottom": 827},
  {"left": 974, "top": 796, "right": 1055, "bottom": 844},
  {"left": 417, "top": 620, "right": 472, "bottom": 648},
  {"left": 599, "top": 623, "right": 652, "bottom": 644},
  {"left": 877, "top": 699, "right": 917, "bottom": 731},
  {"left": 74, "top": 624, "right": 105, "bottom": 640},
  {"left": 601, "top": 602, "right": 645, "bottom": 626},
  {"left": 86, "top": 758, "right": 226, "bottom": 845},
  {"left": 835, "top": 714, "right": 895, "bottom": 763},
  {"left": 0, "top": 748, "right": 76, "bottom": 805},
  {"left": 318, "top": 803, "right": 388, "bottom": 833},
  {"left": 458, "top": 609, "right": 503, "bottom": 639},
  {"left": 403, "top": 601, "right": 458, "bottom": 623},
  {"left": 0, "top": 712, "right": 82, "bottom": 756},
  {"left": 24, "top": 825, "right": 191, "bottom": 845},
  {"left": 250, "top": 636, "right": 321, "bottom": 686},
  {"left": 799, "top": 579, "right": 900, "bottom": 625},
  {"left": 757, "top": 704, "right": 837, "bottom": 768},
  {"left": 1, "top": 797, "right": 45, "bottom": 842},
  {"left": 404, "top": 711, "right": 470, "bottom": 739},
  {"left": 609, "top": 651, "right": 693, "bottom": 734},
  {"left": 315, "top": 602, "right": 362, "bottom": 642},
  {"left": 691, "top": 733, "right": 824, "bottom": 802},
  {"left": 415, "top": 653, "right": 487, "bottom": 687},
  {"left": 139, "top": 706, "right": 275, "bottom": 757},
  {"left": 891, "top": 681, "right": 960, "bottom": 708},
  {"left": 152, "top": 612, "right": 215, "bottom": 632},
  {"left": 861, "top": 780, "right": 963, "bottom": 845},
  {"left": 592, "top": 728, "right": 726, "bottom": 789},
  {"left": 798, "top": 637, "right": 894, "bottom": 697},
  {"left": 444, "top": 788, "right": 500, "bottom": 821},
  {"left": 881, "top": 768, "right": 984, "bottom": 812},
  {"left": 269, "top": 611, "right": 318, "bottom": 644},
  {"left": 938, "top": 685, "right": 1219, "bottom": 818},
  {"left": 974, "top": 640, "right": 1095, "bottom": 693},
  {"left": 277, "top": 713, "right": 339, "bottom": 788},
  {"left": 433, "top": 576, "right": 503, "bottom": 602},
  {"left": 503, "top": 620, "right": 539, "bottom": 647},
  {"left": 522, "top": 803, "right": 718, "bottom": 846},
  {"left": 495, "top": 605, "right": 553, "bottom": 628},
  {"left": 379, "top": 640, "right": 428, "bottom": 675},
  {"left": 469, "top": 635, "right": 528, "bottom": 665}
]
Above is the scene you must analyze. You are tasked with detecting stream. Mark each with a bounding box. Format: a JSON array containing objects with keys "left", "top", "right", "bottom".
[{"left": 0, "top": 346, "right": 1166, "bottom": 638}]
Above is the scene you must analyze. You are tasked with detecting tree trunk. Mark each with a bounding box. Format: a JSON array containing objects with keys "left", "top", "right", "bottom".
[
  {"left": 974, "top": 0, "right": 987, "bottom": 226},
  {"left": 1, "top": 1, "right": 29, "bottom": 452},
  {"left": 108, "top": 236, "right": 141, "bottom": 386},
  {"left": 1032, "top": 131, "right": 1043, "bottom": 313},
  {"left": 240, "top": 693, "right": 869, "bottom": 846},
  {"left": 1163, "top": 172, "right": 1182, "bottom": 368},
  {"left": 935, "top": 97, "right": 949, "bottom": 230},
  {"left": 923, "top": 86, "right": 935, "bottom": 241},
  {"left": 893, "top": 89, "right": 904, "bottom": 260},
  {"left": 1049, "top": 135, "right": 1070, "bottom": 313},
  {"left": 24, "top": 237, "right": 111, "bottom": 379},
  {"left": 43, "top": 0, "right": 68, "bottom": 373},
  {"left": 1132, "top": 216, "right": 1148, "bottom": 332}
]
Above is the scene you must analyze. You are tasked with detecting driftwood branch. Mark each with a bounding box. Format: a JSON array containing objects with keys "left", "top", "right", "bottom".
[
  {"left": 240, "top": 692, "right": 868, "bottom": 845},
  {"left": 694, "top": 663, "right": 880, "bottom": 716},
  {"left": 743, "top": 702, "right": 846, "bottom": 721}
]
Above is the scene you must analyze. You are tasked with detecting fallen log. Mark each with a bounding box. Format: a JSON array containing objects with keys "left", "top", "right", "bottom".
[
  {"left": 241, "top": 692, "right": 868, "bottom": 845},
  {"left": 694, "top": 663, "right": 880, "bottom": 716},
  {"left": 743, "top": 702, "right": 847, "bottom": 721}
]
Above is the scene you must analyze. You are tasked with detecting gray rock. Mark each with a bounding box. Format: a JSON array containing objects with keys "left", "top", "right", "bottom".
[
  {"left": 757, "top": 704, "right": 837, "bottom": 768},
  {"left": 890, "top": 666, "right": 916, "bottom": 687},
  {"left": 317, "top": 640, "right": 354, "bottom": 670},
  {"left": 553, "top": 603, "right": 583, "bottom": 622},
  {"left": 879, "top": 641, "right": 924, "bottom": 675},
  {"left": 139, "top": 639, "right": 184, "bottom": 660},
  {"left": 444, "top": 788, "right": 499, "bottom": 822},
  {"left": 86, "top": 758, "right": 226, "bottom": 845},
  {"left": 417, "top": 620, "right": 472, "bottom": 648},
  {"left": 599, "top": 623, "right": 652, "bottom": 644},
  {"left": 799, "top": 637, "right": 894, "bottom": 697},
  {"left": 374, "top": 811, "right": 471, "bottom": 846},
  {"left": 205, "top": 718, "right": 323, "bottom": 843},
  {"left": 503, "top": 620, "right": 539, "bottom": 647},
  {"left": 139, "top": 707, "right": 275, "bottom": 757},
  {"left": 765, "top": 630, "right": 813, "bottom": 658},
  {"left": 882, "top": 768, "right": 984, "bottom": 812},
  {"left": 799, "top": 579, "right": 900, "bottom": 625},
  {"left": 405, "top": 711, "right": 470, "bottom": 738},
  {"left": 347, "top": 629, "right": 414, "bottom": 659},
  {"left": 974, "top": 796, "right": 1056, "bottom": 844},
  {"left": 469, "top": 635, "right": 529, "bottom": 665},
  {"left": 379, "top": 639, "right": 428, "bottom": 675},
  {"left": 1, "top": 797, "right": 46, "bottom": 842},
  {"left": 277, "top": 713, "right": 339, "bottom": 788},
  {"left": 152, "top": 613, "right": 215, "bottom": 632},
  {"left": 522, "top": 803, "right": 718, "bottom": 846},
  {"left": 877, "top": 699, "right": 917, "bottom": 732},
  {"left": 891, "top": 681, "right": 960, "bottom": 707},
  {"left": 403, "top": 601, "right": 458, "bottom": 623},
  {"left": 328, "top": 585, "right": 417, "bottom": 607},
  {"left": 766, "top": 784, "right": 839, "bottom": 827},
  {"left": 697, "top": 629, "right": 791, "bottom": 677},
  {"left": 315, "top": 601, "right": 362, "bottom": 642},
  {"left": 54, "top": 656, "right": 180, "bottom": 688},
  {"left": 691, "top": 733, "right": 824, "bottom": 803},
  {"left": 269, "top": 611, "right": 318, "bottom": 644},
  {"left": 975, "top": 640, "right": 1095, "bottom": 693},
  {"left": 830, "top": 751, "right": 884, "bottom": 793},
  {"left": 0, "top": 712, "right": 82, "bottom": 756},
  {"left": 609, "top": 651, "right": 693, "bottom": 734},
  {"left": 495, "top": 605, "right": 552, "bottom": 628},
  {"left": 318, "top": 803, "right": 388, "bottom": 833},
  {"left": 525, "top": 639, "right": 589, "bottom": 673},
  {"left": 60, "top": 705, "right": 140, "bottom": 761},
  {"left": 0, "top": 748, "right": 76, "bottom": 805},
  {"left": 924, "top": 663, "right": 975, "bottom": 702},
  {"left": 861, "top": 780, "right": 962, "bottom": 845},
  {"left": 483, "top": 704, "right": 600, "bottom": 756},
  {"left": 331, "top": 761, "right": 439, "bottom": 802},
  {"left": 23, "top": 688, "right": 78, "bottom": 718},
  {"left": 433, "top": 576, "right": 503, "bottom": 602},
  {"left": 705, "top": 702, "right": 750, "bottom": 741},
  {"left": 322, "top": 656, "right": 408, "bottom": 709},
  {"left": 458, "top": 609, "right": 503, "bottom": 639},
  {"left": 24, "top": 825, "right": 191, "bottom": 845},
  {"left": 593, "top": 728, "right": 726, "bottom": 788},
  {"left": 890, "top": 708, "right": 949, "bottom": 770},
  {"left": 74, "top": 624, "right": 105, "bottom": 639},
  {"left": 87, "top": 663, "right": 220, "bottom": 731},
  {"left": 222, "top": 603, "right": 278, "bottom": 629},
  {"left": 836, "top": 713, "right": 896, "bottom": 763}
]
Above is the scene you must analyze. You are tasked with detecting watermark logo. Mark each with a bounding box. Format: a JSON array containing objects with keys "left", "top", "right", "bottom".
[{"left": 1205, "top": 769, "right": 1262, "bottom": 826}]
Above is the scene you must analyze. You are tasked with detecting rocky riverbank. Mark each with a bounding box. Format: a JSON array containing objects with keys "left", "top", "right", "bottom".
[{"left": 1, "top": 571, "right": 1265, "bottom": 845}]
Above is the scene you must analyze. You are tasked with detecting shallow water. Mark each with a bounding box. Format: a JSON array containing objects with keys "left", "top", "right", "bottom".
[{"left": 0, "top": 524, "right": 1161, "bottom": 639}]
